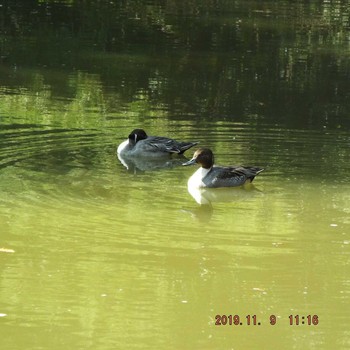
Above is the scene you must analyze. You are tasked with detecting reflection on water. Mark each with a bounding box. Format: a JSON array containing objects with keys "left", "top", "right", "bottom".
[
  {"left": 182, "top": 203, "right": 214, "bottom": 223},
  {"left": 117, "top": 152, "right": 188, "bottom": 173},
  {"left": 187, "top": 184, "right": 263, "bottom": 206},
  {"left": 0, "top": 0, "right": 350, "bottom": 349}
]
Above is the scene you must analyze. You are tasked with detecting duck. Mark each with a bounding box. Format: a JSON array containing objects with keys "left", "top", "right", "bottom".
[
  {"left": 117, "top": 129, "right": 198, "bottom": 157},
  {"left": 183, "top": 148, "right": 264, "bottom": 188}
]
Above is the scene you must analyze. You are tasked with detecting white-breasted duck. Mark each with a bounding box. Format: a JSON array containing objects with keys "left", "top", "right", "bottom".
[
  {"left": 183, "top": 148, "right": 264, "bottom": 188},
  {"left": 117, "top": 129, "right": 198, "bottom": 157}
]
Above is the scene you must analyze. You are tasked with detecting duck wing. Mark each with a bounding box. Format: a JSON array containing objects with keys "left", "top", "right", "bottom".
[
  {"left": 204, "top": 166, "right": 264, "bottom": 188},
  {"left": 141, "top": 136, "right": 198, "bottom": 154}
]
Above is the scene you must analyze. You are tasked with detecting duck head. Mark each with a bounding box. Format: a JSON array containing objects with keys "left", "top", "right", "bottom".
[
  {"left": 183, "top": 148, "right": 214, "bottom": 169},
  {"left": 128, "top": 129, "right": 148, "bottom": 145}
]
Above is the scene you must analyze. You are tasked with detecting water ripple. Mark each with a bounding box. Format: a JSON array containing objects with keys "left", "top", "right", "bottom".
[{"left": 0, "top": 123, "right": 103, "bottom": 170}]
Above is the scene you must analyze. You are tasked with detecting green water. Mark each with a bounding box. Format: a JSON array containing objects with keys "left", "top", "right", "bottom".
[{"left": 1, "top": 1, "right": 349, "bottom": 349}]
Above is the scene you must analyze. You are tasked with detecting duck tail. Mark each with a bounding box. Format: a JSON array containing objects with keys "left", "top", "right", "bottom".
[
  {"left": 247, "top": 167, "right": 264, "bottom": 182},
  {"left": 178, "top": 141, "right": 199, "bottom": 154}
]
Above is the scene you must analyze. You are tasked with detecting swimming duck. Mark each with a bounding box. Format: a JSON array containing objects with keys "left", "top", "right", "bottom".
[
  {"left": 117, "top": 129, "right": 198, "bottom": 157},
  {"left": 183, "top": 148, "right": 264, "bottom": 188}
]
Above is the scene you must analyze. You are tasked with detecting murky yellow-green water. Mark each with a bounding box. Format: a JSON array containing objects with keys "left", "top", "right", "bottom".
[
  {"left": 1, "top": 120, "right": 349, "bottom": 349},
  {"left": 1, "top": 1, "right": 350, "bottom": 349}
]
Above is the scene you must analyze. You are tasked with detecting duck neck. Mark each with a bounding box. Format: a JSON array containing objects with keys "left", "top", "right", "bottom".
[{"left": 200, "top": 166, "right": 212, "bottom": 176}]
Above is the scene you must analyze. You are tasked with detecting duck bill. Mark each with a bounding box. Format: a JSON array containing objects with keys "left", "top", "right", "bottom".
[{"left": 182, "top": 158, "right": 197, "bottom": 166}]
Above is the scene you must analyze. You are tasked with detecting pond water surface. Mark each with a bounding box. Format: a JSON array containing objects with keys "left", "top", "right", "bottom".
[{"left": 0, "top": 1, "right": 349, "bottom": 349}]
